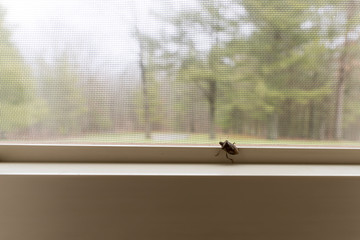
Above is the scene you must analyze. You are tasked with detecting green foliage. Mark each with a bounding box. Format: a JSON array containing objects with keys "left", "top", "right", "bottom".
[
  {"left": 161, "top": 0, "right": 360, "bottom": 140},
  {"left": 0, "top": 7, "right": 47, "bottom": 135},
  {"left": 134, "top": 77, "right": 164, "bottom": 129},
  {"left": 85, "top": 80, "right": 112, "bottom": 132},
  {"left": 2, "top": 0, "right": 359, "bottom": 142},
  {"left": 133, "top": 31, "right": 166, "bottom": 131},
  {"left": 215, "top": 0, "right": 342, "bottom": 138},
  {"left": 40, "top": 54, "right": 87, "bottom": 136}
]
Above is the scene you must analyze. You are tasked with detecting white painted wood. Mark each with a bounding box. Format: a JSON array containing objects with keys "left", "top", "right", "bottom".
[
  {"left": 0, "top": 163, "right": 360, "bottom": 176},
  {"left": 0, "top": 174, "right": 359, "bottom": 240},
  {"left": 0, "top": 144, "right": 360, "bottom": 163}
]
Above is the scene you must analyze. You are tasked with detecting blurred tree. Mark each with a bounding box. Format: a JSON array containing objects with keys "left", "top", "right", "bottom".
[
  {"left": 133, "top": 28, "right": 165, "bottom": 136},
  {"left": 0, "top": 7, "right": 46, "bottom": 138},
  {"left": 166, "top": 0, "right": 242, "bottom": 139},
  {"left": 39, "top": 52, "right": 87, "bottom": 136},
  {"left": 131, "top": 2, "right": 160, "bottom": 139},
  {"left": 333, "top": 0, "right": 360, "bottom": 140},
  {"left": 235, "top": 0, "right": 335, "bottom": 139},
  {"left": 83, "top": 75, "right": 112, "bottom": 133}
]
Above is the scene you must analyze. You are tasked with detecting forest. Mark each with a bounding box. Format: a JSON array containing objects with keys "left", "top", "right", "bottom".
[{"left": 0, "top": 0, "right": 360, "bottom": 145}]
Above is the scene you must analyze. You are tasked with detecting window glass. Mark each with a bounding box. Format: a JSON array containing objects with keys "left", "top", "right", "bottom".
[{"left": 0, "top": 0, "right": 359, "bottom": 147}]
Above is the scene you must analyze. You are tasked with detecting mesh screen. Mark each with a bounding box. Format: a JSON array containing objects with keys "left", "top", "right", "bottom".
[{"left": 0, "top": 0, "right": 359, "bottom": 146}]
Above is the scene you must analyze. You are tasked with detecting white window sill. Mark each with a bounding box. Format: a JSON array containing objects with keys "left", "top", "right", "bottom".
[
  {"left": 0, "top": 163, "right": 360, "bottom": 176},
  {"left": 1, "top": 144, "right": 360, "bottom": 164}
]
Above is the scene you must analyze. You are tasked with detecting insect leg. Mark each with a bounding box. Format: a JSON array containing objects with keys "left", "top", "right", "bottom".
[
  {"left": 215, "top": 149, "right": 222, "bottom": 157},
  {"left": 226, "top": 153, "right": 234, "bottom": 164}
]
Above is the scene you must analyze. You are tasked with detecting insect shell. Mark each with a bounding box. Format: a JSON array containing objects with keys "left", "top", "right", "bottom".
[
  {"left": 216, "top": 140, "right": 239, "bottom": 163},
  {"left": 220, "top": 140, "right": 239, "bottom": 155}
]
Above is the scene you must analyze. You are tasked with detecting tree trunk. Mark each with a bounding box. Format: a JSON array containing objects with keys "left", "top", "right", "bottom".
[
  {"left": 190, "top": 107, "right": 196, "bottom": 133},
  {"left": 335, "top": 62, "right": 345, "bottom": 140},
  {"left": 133, "top": 3, "right": 151, "bottom": 140},
  {"left": 267, "top": 112, "right": 278, "bottom": 140},
  {"left": 135, "top": 23, "right": 151, "bottom": 139},
  {"left": 139, "top": 53, "right": 151, "bottom": 139},
  {"left": 319, "top": 120, "right": 326, "bottom": 140},
  {"left": 308, "top": 101, "right": 315, "bottom": 139},
  {"left": 334, "top": 1, "right": 356, "bottom": 140},
  {"left": 208, "top": 80, "right": 217, "bottom": 140}
]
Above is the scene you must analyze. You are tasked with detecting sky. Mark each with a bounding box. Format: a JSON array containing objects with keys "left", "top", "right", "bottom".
[
  {"left": 0, "top": 0, "right": 167, "bottom": 74},
  {"left": 0, "top": 0, "right": 255, "bottom": 78},
  {"left": 0, "top": 0, "right": 354, "bottom": 73},
  {"left": 0, "top": 0, "right": 250, "bottom": 76}
]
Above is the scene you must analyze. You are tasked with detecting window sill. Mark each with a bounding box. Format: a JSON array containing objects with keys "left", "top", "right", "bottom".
[
  {"left": 1, "top": 144, "right": 360, "bottom": 164},
  {"left": 1, "top": 163, "right": 360, "bottom": 176}
]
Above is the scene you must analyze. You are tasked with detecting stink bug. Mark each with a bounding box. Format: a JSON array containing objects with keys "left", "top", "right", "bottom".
[{"left": 215, "top": 140, "right": 239, "bottom": 163}]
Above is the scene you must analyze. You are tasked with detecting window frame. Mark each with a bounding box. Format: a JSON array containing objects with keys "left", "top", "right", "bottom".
[{"left": 0, "top": 143, "right": 359, "bottom": 164}]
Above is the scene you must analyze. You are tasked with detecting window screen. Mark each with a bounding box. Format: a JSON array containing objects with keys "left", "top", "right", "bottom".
[{"left": 0, "top": 0, "right": 359, "bottom": 146}]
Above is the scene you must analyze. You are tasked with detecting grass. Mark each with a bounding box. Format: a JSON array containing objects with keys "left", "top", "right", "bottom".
[{"left": 7, "top": 132, "right": 360, "bottom": 147}]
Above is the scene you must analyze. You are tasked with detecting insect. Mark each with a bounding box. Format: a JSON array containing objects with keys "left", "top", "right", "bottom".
[{"left": 215, "top": 140, "right": 239, "bottom": 163}]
